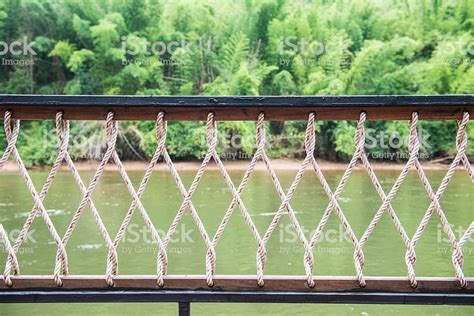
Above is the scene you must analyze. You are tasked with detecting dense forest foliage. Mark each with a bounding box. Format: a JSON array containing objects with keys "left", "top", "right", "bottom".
[{"left": 0, "top": 0, "right": 474, "bottom": 165}]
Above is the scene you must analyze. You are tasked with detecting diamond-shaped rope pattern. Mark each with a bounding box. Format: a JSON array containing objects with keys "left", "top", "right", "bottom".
[{"left": 0, "top": 110, "right": 472, "bottom": 289}]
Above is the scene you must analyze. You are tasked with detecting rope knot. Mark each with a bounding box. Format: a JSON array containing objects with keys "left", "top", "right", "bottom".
[
  {"left": 105, "top": 111, "right": 118, "bottom": 147},
  {"left": 304, "top": 112, "right": 316, "bottom": 155},
  {"left": 354, "top": 112, "right": 366, "bottom": 152},
  {"left": 4, "top": 110, "right": 11, "bottom": 131},
  {"left": 455, "top": 112, "right": 469, "bottom": 152},
  {"left": 3, "top": 110, "right": 19, "bottom": 146},
  {"left": 55, "top": 112, "right": 70, "bottom": 152},
  {"left": 407, "top": 112, "right": 420, "bottom": 156},
  {"left": 1, "top": 111, "right": 20, "bottom": 170},
  {"left": 156, "top": 112, "right": 167, "bottom": 155},
  {"left": 206, "top": 112, "right": 217, "bottom": 151},
  {"left": 156, "top": 112, "right": 167, "bottom": 142},
  {"left": 255, "top": 112, "right": 265, "bottom": 147}
]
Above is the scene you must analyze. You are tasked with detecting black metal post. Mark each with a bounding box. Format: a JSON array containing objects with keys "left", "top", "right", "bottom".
[{"left": 179, "top": 302, "right": 190, "bottom": 316}]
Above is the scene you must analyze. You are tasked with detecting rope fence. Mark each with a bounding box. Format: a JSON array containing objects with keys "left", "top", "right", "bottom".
[{"left": 0, "top": 109, "right": 473, "bottom": 290}]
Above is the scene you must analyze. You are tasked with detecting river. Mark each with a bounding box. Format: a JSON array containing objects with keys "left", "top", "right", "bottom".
[{"left": 0, "top": 169, "right": 472, "bottom": 315}]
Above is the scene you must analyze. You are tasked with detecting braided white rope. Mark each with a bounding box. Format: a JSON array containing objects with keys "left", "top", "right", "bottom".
[
  {"left": 105, "top": 113, "right": 169, "bottom": 286},
  {"left": 210, "top": 112, "right": 318, "bottom": 287},
  {"left": 459, "top": 222, "right": 474, "bottom": 251},
  {"left": 51, "top": 112, "right": 117, "bottom": 286},
  {"left": 164, "top": 113, "right": 264, "bottom": 286},
  {"left": 0, "top": 110, "right": 472, "bottom": 288},
  {"left": 0, "top": 224, "right": 18, "bottom": 286},
  {"left": 258, "top": 113, "right": 315, "bottom": 287},
  {"left": 408, "top": 112, "right": 471, "bottom": 288},
  {"left": 308, "top": 112, "right": 367, "bottom": 287},
  {"left": 0, "top": 111, "right": 19, "bottom": 169},
  {"left": 359, "top": 112, "right": 419, "bottom": 287},
  {"left": 95, "top": 112, "right": 168, "bottom": 286},
  {"left": 154, "top": 113, "right": 216, "bottom": 287},
  {"left": 456, "top": 221, "right": 474, "bottom": 287},
  {"left": 108, "top": 112, "right": 214, "bottom": 286},
  {"left": 1, "top": 111, "right": 68, "bottom": 287},
  {"left": 457, "top": 117, "right": 474, "bottom": 181}
]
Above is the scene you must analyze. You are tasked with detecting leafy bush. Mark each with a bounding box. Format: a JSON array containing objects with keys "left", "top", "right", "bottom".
[{"left": 0, "top": 0, "right": 473, "bottom": 165}]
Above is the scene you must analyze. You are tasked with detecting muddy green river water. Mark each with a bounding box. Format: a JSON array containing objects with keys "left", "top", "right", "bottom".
[{"left": 0, "top": 169, "right": 472, "bottom": 315}]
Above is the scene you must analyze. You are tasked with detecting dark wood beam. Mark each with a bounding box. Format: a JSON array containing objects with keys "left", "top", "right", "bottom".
[
  {"left": 1, "top": 275, "right": 472, "bottom": 293},
  {"left": 0, "top": 95, "right": 473, "bottom": 120}
]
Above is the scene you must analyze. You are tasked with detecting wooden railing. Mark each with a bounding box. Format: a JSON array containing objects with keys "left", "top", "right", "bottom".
[
  {"left": 0, "top": 94, "right": 473, "bottom": 120},
  {"left": 0, "top": 95, "right": 473, "bottom": 313}
]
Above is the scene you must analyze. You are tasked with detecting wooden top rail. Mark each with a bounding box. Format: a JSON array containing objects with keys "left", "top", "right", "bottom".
[
  {"left": 0, "top": 94, "right": 473, "bottom": 120},
  {"left": 1, "top": 276, "right": 473, "bottom": 293}
]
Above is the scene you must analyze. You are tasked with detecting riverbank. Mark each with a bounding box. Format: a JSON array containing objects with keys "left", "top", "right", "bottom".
[{"left": 1, "top": 158, "right": 455, "bottom": 171}]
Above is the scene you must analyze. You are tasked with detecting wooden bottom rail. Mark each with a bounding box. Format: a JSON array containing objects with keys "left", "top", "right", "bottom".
[{"left": 1, "top": 276, "right": 472, "bottom": 293}]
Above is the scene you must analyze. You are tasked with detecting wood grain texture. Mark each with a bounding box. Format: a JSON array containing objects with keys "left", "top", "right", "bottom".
[
  {"left": 0, "top": 95, "right": 473, "bottom": 120},
  {"left": 1, "top": 275, "right": 472, "bottom": 293}
]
